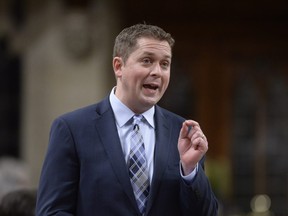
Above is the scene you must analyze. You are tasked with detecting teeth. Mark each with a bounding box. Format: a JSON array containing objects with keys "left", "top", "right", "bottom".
[{"left": 143, "top": 84, "right": 158, "bottom": 90}]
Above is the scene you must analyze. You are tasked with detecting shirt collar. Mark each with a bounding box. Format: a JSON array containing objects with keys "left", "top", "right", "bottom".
[{"left": 109, "top": 87, "right": 155, "bottom": 128}]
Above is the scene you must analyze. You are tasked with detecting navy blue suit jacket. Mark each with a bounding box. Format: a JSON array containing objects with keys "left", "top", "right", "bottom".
[{"left": 36, "top": 96, "right": 218, "bottom": 215}]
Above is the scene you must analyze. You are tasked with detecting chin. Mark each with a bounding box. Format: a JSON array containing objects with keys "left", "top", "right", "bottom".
[
  {"left": 143, "top": 99, "right": 159, "bottom": 108},
  {"left": 140, "top": 94, "right": 161, "bottom": 108}
]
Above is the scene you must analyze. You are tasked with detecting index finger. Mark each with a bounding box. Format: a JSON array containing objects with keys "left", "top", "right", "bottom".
[
  {"left": 179, "top": 120, "right": 200, "bottom": 139},
  {"left": 184, "top": 120, "right": 200, "bottom": 128}
]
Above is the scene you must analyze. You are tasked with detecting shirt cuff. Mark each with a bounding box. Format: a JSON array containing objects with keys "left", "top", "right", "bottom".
[{"left": 180, "top": 162, "right": 199, "bottom": 184}]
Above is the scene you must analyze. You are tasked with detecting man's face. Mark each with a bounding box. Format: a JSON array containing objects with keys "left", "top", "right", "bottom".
[{"left": 113, "top": 37, "right": 172, "bottom": 113}]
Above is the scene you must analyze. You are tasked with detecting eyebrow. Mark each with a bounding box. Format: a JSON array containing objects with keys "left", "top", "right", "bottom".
[{"left": 142, "top": 51, "right": 172, "bottom": 60}]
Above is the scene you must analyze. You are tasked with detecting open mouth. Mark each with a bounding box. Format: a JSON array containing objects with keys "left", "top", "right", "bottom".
[{"left": 143, "top": 84, "right": 159, "bottom": 90}]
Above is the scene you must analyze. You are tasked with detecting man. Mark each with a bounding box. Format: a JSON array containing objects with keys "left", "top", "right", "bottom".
[{"left": 36, "top": 24, "right": 218, "bottom": 215}]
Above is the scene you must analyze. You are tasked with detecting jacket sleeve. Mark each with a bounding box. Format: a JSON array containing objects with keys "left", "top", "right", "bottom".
[
  {"left": 36, "top": 117, "right": 79, "bottom": 215},
  {"left": 180, "top": 157, "right": 219, "bottom": 216}
]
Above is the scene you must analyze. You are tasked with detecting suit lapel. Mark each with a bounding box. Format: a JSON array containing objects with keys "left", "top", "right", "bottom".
[{"left": 93, "top": 97, "right": 139, "bottom": 211}]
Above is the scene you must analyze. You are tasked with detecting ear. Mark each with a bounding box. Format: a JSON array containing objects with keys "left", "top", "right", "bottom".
[{"left": 113, "top": 57, "right": 123, "bottom": 78}]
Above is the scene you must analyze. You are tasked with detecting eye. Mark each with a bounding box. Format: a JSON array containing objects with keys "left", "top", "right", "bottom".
[
  {"left": 142, "top": 58, "right": 152, "bottom": 65},
  {"left": 161, "top": 60, "right": 170, "bottom": 69}
]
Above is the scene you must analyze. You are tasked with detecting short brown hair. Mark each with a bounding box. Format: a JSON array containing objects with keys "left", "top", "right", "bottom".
[{"left": 113, "top": 24, "right": 175, "bottom": 63}]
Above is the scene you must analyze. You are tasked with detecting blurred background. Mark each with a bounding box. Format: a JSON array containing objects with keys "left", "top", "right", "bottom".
[{"left": 0, "top": 0, "right": 287, "bottom": 215}]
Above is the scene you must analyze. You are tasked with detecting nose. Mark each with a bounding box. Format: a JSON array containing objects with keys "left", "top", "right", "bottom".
[{"left": 150, "top": 63, "right": 162, "bottom": 76}]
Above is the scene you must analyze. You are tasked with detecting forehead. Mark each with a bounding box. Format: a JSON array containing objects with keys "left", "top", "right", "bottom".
[{"left": 134, "top": 37, "right": 172, "bottom": 58}]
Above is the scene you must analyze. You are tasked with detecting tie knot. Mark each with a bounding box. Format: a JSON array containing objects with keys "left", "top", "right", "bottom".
[
  {"left": 133, "top": 115, "right": 143, "bottom": 125},
  {"left": 132, "top": 115, "right": 143, "bottom": 131}
]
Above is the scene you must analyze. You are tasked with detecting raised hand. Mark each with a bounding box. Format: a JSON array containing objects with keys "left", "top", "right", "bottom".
[{"left": 178, "top": 120, "right": 208, "bottom": 175}]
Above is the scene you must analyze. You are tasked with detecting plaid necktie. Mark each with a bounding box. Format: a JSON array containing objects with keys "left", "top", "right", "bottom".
[{"left": 128, "top": 115, "right": 150, "bottom": 214}]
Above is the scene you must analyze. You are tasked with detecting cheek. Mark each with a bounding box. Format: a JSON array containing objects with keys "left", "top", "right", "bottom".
[
  {"left": 125, "top": 75, "right": 142, "bottom": 91},
  {"left": 163, "top": 74, "right": 170, "bottom": 88},
  {"left": 127, "top": 67, "right": 143, "bottom": 81},
  {"left": 122, "top": 70, "right": 137, "bottom": 84}
]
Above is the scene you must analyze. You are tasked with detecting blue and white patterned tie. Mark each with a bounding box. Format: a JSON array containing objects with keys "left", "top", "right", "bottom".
[{"left": 128, "top": 115, "right": 150, "bottom": 214}]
